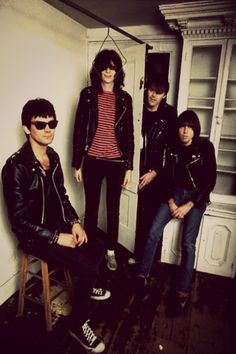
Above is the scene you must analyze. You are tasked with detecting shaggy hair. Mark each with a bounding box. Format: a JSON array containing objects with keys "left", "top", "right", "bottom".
[
  {"left": 21, "top": 98, "right": 56, "bottom": 128},
  {"left": 177, "top": 110, "right": 201, "bottom": 140},
  {"left": 90, "top": 49, "right": 125, "bottom": 92}
]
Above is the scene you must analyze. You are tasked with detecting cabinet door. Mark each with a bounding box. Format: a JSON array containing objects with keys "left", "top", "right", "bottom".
[
  {"left": 197, "top": 214, "right": 236, "bottom": 277},
  {"left": 213, "top": 39, "right": 236, "bottom": 200},
  {"left": 161, "top": 218, "right": 201, "bottom": 267},
  {"left": 178, "top": 38, "right": 236, "bottom": 203},
  {"left": 161, "top": 219, "right": 183, "bottom": 265},
  {"left": 189, "top": 43, "right": 225, "bottom": 139},
  {"left": 178, "top": 39, "right": 226, "bottom": 139}
]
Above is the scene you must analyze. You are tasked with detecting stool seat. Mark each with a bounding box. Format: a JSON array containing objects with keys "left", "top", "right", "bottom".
[{"left": 17, "top": 252, "right": 73, "bottom": 331}]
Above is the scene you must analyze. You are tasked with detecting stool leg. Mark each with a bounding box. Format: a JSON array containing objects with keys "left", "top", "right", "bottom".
[
  {"left": 17, "top": 254, "right": 28, "bottom": 317},
  {"left": 41, "top": 260, "right": 53, "bottom": 331},
  {"left": 64, "top": 269, "right": 74, "bottom": 296}
]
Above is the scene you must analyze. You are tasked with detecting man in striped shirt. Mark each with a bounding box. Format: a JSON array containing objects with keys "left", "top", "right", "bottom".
[{"left": 72, "top": 49, "right": 134, "bottom": 272}]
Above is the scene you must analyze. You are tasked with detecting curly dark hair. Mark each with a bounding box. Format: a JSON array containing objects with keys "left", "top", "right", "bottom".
[{"left": 90, "top": 49, "right": 125, "bottom": 92}]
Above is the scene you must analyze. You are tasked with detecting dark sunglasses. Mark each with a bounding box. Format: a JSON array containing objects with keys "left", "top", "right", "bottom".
[
  {"left": 31, "top": 120, "right": 58, "bottom": 130},
  {"left": 106, "top": 63, "right": 117, "bottom": 71},
  {"left": 98, "top": 63, "right": 117, "bottom": 72}
]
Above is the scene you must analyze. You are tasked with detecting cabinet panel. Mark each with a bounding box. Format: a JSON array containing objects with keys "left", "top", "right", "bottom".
[
  {"left": 214, "top": 41, "right": 236, "bottom": 197},
  {"left": 161, "top": 219, "right": 201, "bottom": 267},
  {"left": 178, "top": 38, "right": 236, "bottom": 202},
  {"left": 187, "top": 45, "right": 222, "bottom": 139},
  {"left": 161, "top": 219, "right": 182, "bottom": 265},
  {"left": 197, "top": 215, "right": 236, "bottom": 277}
]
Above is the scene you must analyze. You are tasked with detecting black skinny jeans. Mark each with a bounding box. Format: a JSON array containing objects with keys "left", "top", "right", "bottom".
[
  {"left": 82, "top": 156, "right": 126, "bottom": 251},
  {"left": 30, "top": 235, "right": 104, "bottom": 329}
]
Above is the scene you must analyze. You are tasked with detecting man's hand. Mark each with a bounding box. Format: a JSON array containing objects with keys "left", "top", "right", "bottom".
[
  {"left": 56, "top": 224, "right": 88, "bottom": 248},
  {"left": 122, "top": 170, "right": 132, "bottom": 188},
  {"left": 57, "top": 233, "right": 77, "bottom": 248},
  {"left": 170, "top": 201, "right": 194, "bottom": 219},
  {"left": 71, "top": 223, "right": 88, "bottom": 246},
  {"left": 73, "top": 168, "right": 82, "bottom": 183},
  {"left": 138, "top": 170, "right": 157, "bottom": 190},
  {"left": 168, "top": 198, "right": 178, "bottom": 214}
]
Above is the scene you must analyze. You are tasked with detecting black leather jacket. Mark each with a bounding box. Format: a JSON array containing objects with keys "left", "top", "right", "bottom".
[
  {"left": 141, "top": 101, "right": 177, "bottom": 173},
  {"left": 163, "top": 138, "right": 217, "bottom": 207},
  {"left": 72, "top": 86, "right": 134, "bottom": 170},
  {"left": 2, "top": 142, "right": 79, "bottom": 251}
]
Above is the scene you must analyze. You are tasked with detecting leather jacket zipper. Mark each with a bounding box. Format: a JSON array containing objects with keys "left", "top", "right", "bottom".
[
  {"left": 115, "top": 106, "right": 127, "bottom": 157},
  {"left": 186, "top": 158, "right": 201, "bottom": 190},
  {"left": 40, "top": 175, "right": 45, "bottom": 224},
  {"left": 52, "top": 163, "right": 66, "bottom": 222},
  {"left": 115, "top": 106, "right": 127, "bottom": 128},
  {"left": 85, "top": 108, "right": 92, "bottom": 151},
  {"left": 143, "top": 120, "right": 166, "bottom": 166}
]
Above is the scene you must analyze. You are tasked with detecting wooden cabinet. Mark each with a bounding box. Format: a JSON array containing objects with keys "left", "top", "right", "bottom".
[
  {"left": 159, "top": 0, "right": 236, "bottom": 277},
  {"left": 161, "top": 219, "right": 183, "bottom": 266},
  {"left": 178, "top": 38, "right": 236, "bottom": 204},
  {"left": 197, "top": 206, "right": 236, "bottom": 278},
  {"left": 161, "top": 219, "right": 201, "bottom": 267},
  {"left": 161, "top": 205, "right": 236, "bottom": 277}
]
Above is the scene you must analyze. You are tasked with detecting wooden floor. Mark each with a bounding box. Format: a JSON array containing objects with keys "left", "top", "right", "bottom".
[{"left": 0, "top": 244, "right": 235, "bottom": 354}]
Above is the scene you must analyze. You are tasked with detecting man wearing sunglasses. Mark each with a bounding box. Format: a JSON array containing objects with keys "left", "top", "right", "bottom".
[
  {"left": 2, "top": 98, "right": 110, "bottom": 353},
  {"left": 72, "top": 49, "right": 134, "bottom": 272}
]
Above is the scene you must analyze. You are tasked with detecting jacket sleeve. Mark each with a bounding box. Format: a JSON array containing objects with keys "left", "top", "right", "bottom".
[
  {"left": 72, "top": 88, "right": 89, "bottom": 170},
  {"left": 124, "top": 93, "right": 134, "bottom": 170},
  {"left": 1, "top": 162, "right": 56, "bottom": 243},
  {"left": 55, "top": 158, "right": 80, "bottom": 222},
  {"left": 192, "top": 141, "right": 217, "bottom": 207}
]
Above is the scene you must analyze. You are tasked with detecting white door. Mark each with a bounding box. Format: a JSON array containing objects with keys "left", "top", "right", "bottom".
[{"left": 118, "top": 44, "right": 146, "bottom": 252}]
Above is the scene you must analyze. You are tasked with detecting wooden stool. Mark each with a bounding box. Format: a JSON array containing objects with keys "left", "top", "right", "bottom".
[{"left": 17, "top": 253, "right": 73, "bottom": 331}]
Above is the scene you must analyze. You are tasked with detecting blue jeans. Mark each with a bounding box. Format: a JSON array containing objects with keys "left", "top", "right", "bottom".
[{"left": 139, "top": 187, "right": 206, "bottom": 293}]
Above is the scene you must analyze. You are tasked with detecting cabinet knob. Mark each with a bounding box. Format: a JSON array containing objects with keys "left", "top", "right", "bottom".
[{"left": 216, "top": 116, "right": 222, "bottom": 125}]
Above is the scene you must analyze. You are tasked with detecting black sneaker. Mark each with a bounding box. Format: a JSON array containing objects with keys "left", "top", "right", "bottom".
[
  {"left": 166, "top": 292, "right": 190, "bottom": 317},
  {"left": 69, "top": 320, "right": 105, "bottom": 353},
  {"left": 128, "top": 257, "right": 138, "bottom": 265},
  {"left": 179, "top": 295, "right": 189, "bottom": 310},
  {"left": 135, "top": 276, "right": 151, "bottom": 301},
  {"left": 91, "top": 287, "right": 111, "bottom": 300}
]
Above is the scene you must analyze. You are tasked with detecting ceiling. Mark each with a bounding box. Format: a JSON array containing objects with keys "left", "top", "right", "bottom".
[{"left": 44, "top": 0, "right": 193, "bottom": 29}]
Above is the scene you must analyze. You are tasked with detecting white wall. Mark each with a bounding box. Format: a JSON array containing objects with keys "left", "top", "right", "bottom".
[
  {"left": 0, "top": 0, "right": 87, "bottom": 304},
  {"left": 0, "top": 1, "right": 182, "bottom": 305}
]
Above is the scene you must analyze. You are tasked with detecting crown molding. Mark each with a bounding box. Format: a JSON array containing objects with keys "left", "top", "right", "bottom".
[{"left": 159, "top": 0, "right": 236, "bottom": 38}]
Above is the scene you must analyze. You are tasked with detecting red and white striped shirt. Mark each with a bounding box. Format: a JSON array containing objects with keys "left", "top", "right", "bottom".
[{"left": 88, "top": 91, "right": 121, "bottom": 159}]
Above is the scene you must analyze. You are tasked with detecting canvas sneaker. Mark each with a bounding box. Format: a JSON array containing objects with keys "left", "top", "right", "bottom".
[
  {"left": 128, "top": 257, "right": 138, "bottom": 265},
  {"left": 69, "top": 319, "right": 105, "bottom": 353},
  {"left": 91, "top": 287, "right": 111, "bottom": 300},
  {"left": 135, "top": 276, "right": 151, "bottom": 301},
  {"left": 178, "top": 294, "right": 189, "bottom": 309},
  {"left": 105, "top": 254, "right": 117, "bottom": 271},
  {"left": 166, "top": 292, "right": 190, "bottom": 317}
]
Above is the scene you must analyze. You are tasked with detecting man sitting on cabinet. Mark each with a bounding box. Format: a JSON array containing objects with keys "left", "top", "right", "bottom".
[{"left": 136, "top": 110, "right": 216, "bottom": 316}]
